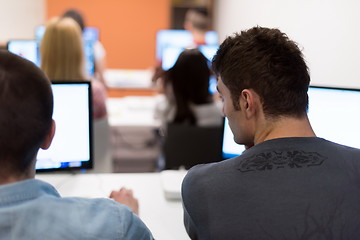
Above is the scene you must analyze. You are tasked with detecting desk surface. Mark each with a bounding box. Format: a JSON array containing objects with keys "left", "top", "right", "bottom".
[
  {"left": 36, "top": 173, "right": 190, "bottom": 240},
  {"left": 107, "top": 96, "right": 162, "bottom": 128}
]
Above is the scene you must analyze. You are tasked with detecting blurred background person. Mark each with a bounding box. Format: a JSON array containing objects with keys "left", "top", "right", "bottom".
[
  {"left": 62, "top": 8, "right": 107, "bottom": 88},
  {"left": 183, "top": 7, "right": 210, "bottom": 47},
  {"left": 152, "top": 7, "right": 212, "bottom": 91},
  {"left": 40, "top": 17, "right": 107, "bottom": 120},
  {"left": 155, "top": 48, "right": 223, "bottom": 130},
  {"left": 154, "top": 48, "right": 223, "bottom": 170}
]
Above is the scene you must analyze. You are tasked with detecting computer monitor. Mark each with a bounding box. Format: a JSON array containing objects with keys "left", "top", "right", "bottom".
[
  {"left": 35, "top": 25, "right": 99, "bottom": 43},
  {"left": 7, "top": 40, "right": 39, "bottom": 66},
  {"left": 161, "top": 44, "right": 218, "bottom": 71},
  {"left": 222, "top": 118, "right": 246, "bottom": 159},
  {"left": 82, "top": 27, "right": 99, "bottom": 43},
  {"left": 35, "top": 25, "right": 97, "bottom": 77},
  {"left": 222, "top": 85, "right": 360, "bottom": 159},
  {"left": 36, "top": 81, "right": 93, "bottom": 172},
  {"left": 156, "top": 29, "right": 219, "bottom": 61}
]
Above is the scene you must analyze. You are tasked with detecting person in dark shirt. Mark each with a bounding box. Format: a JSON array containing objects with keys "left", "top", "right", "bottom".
[{"left": 182, "top": 26, "right": 360, "bottom": 240}]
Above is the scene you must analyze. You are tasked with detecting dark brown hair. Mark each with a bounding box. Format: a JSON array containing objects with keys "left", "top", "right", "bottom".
[
  {"left": 62, "top": 8, "right": 86, "bottom": 32},
  {"left": 0, "top": 51, "right": 53, "bottom": 176},
  {"left": 212, "top": 26, "right": 310, "bottom": 118}
]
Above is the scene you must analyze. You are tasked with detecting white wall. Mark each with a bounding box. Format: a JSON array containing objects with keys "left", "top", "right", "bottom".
[
  {"left": 213, "top": 0, "right": 360, "bottom": 88},
  {"left": 0, "top": 0, "right": 45, "bottom": 43}
]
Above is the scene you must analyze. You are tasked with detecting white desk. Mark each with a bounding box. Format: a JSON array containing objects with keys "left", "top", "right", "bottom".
[
  {"left": 106, "top": 96, "right": 162, "bottom": 129},
  {"left": 36, "top": 173, "right": 190, "bottom": 240},
  {"left": 105, "top": 96, "right": 164, "bottom": 172},
  {"left": 104, "top": 69, "right": 153, "bottom": 89}
]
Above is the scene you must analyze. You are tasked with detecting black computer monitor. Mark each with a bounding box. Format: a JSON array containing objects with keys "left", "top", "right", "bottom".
[
  {"left": 7, "top": 40, "right": 39, "bottom": 66},
  {"left": 36, "top": 81, "right": 93, "bottom": 172},
  {"left": 222, "top": 85, "right": 360, "bottom": 159},
  {"left": 35, "top": 25, "right": 97, "bottom": 77}
]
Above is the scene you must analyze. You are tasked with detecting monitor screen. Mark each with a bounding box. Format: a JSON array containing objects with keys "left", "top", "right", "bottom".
[
  {"left": 36, "top": 81, "right": 93, "bottom": 172},
  {"left": 161, "top": 45, "right": 218, "bottom": 71},
  {"left": 222, "top": 118, "right": 246, "bottom": 159},
  {"left": 7, "top": 40, "right": 39, "bottom": 66},
  {"left": 156, "top": 29, "right": 219, "bottom": 61},
  {"left": 35, "top": 25, "right": 97, "bottom": 77},
  {"left": 222, "top": 86, "right": 360, "bottom": 159}
]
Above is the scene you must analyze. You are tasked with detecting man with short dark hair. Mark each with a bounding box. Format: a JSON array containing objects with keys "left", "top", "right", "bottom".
[
  {"left": 181, "top": 27, "right": 360, "bottom": 239},
  {"left": 0, "top": 51, "right": 153, "bottom": 239}
]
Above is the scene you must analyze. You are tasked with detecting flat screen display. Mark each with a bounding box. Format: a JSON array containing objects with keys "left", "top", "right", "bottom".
[
  {"left": 222, "top": 86, "right": 360, "bottom": 159},
  {"left": 161, "top": 44, "right": 218, "bottom": 71},
  {"left": 156, "top": 29, "right": 218, "bottom": 61},
  {"left": 7, "top": 40, "right": 39, "bottom": 66},
  {"left": 36, "top": 81, "right": 93, "bottom": 172}
]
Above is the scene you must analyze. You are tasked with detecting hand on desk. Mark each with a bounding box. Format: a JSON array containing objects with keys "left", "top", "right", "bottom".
[{"left": 110, "top": 187, "right": 139, "bottom": 215}]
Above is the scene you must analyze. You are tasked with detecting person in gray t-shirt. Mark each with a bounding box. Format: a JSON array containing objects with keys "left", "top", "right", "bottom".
[{"left": 182, "top": 26, "right": 360, "bottom": 240}]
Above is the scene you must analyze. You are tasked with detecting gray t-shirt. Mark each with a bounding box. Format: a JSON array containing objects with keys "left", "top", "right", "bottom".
[{"left": 182, "top": 137, "right": 360, "bottom": 240}]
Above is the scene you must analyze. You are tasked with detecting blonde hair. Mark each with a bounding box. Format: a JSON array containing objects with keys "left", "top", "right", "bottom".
[{"left": 40, "top": 17, "right": 86, "bottom": 81}]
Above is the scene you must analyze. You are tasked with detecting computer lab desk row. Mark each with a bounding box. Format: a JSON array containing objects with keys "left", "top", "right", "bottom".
[{"left": 36, "top": 172, "right": 190, "bottom": 240}]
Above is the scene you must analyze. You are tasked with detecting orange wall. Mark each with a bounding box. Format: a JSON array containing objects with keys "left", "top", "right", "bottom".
[{"left": 46, "top": 0, "right": 170, "bottom": 69}]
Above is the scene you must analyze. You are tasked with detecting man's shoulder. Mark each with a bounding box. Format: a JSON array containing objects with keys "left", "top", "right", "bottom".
[
  {"left": 182, "top": 157, "right": 240, "bottom": 189},
  {"left": 46, "top": 196, "right": 152, "bottom": 239}
]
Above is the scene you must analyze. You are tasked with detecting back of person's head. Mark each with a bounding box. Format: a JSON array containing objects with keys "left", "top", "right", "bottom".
[
  {"left": 40, "top": 17, "right": 85, "bottom": 81},
  {"left": 0, "top": 51, "right": 53, "bottom": 178},
  {"left": 184, "top": 8, "right": 209, "bottom": 32},
  {"left": 62, "top": 8, "right": 86, "bottom": 32},
  {"left": 166, "top": 48, "right": 212, "bottom": 124},
  {"left": 212, "top": 26, "right": 310, "bottom": 119}
]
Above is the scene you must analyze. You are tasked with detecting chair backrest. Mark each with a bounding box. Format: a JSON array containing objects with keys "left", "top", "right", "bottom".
[
  {"left": 163, "top": 122, "right": 224, "bottom": 170},
  {"left": 89, "top": 117, "right": 113, "bottom": 173}
]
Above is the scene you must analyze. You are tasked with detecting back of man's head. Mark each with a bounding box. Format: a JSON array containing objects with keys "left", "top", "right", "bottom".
[
  {"left": 0, "top": 51, "right": 53, "bottom": 178},
  {"left": 212, "top": 26, "right": 310, "bottom": 119}
]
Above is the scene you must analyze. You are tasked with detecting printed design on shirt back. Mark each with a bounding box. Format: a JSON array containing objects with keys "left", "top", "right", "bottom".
[{"left": 238, "top": 150, "right": 327, "bottom": 172}]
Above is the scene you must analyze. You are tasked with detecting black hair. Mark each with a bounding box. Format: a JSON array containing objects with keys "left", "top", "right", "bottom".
[
  {"left": 62, "top": 8, "right": 86, "bottom": 31},
  {"left": 166, "top": 48, "right": 212, "bottom": 125}
]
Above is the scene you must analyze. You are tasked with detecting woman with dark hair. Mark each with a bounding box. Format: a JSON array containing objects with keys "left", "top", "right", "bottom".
[{"left": 155, "top": 48, "right": 223, "bottom": 128}]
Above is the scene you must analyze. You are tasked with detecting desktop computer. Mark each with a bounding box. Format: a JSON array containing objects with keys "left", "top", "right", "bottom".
[
  {"left": 7, "top": 40, "right": 39, "bottom": 66},
  {"left": 36, "top": 81, "right": 93, "bottom": 172}
]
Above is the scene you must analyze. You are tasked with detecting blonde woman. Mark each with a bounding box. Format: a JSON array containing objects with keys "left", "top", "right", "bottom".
[{"left": 40, "top": 17, "right": 107, "bottom": 119}]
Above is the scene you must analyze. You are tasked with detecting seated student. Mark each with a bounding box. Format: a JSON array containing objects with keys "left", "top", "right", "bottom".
[
  {"left": 152, "top": 7, "right": 211, "bottom": 89},
  {"left": 40, "top": 17, "right": 107, "bottom": 119},
  {"left": 182, "top": 27, "right": 360, "bottom": 239},
  {"left": 61, "top": 8, "right": 108, "bottom": 88},
  {"left": 183, "top": 7, "right": 210, "bottom": 47},
  {"left": 154, "top": 48, "right": 223, "bottom": 130},
  {"left": 0, "top": 51, "right": 153, "bottom": 239}
]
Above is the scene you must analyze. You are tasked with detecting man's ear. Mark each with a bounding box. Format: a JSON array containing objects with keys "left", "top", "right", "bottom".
[
  {"left": 41, "top": 120, "right": 56, "bottom": 150},
  {"left": 240, "top": 89, "right": 257, "bottom": 118}
]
